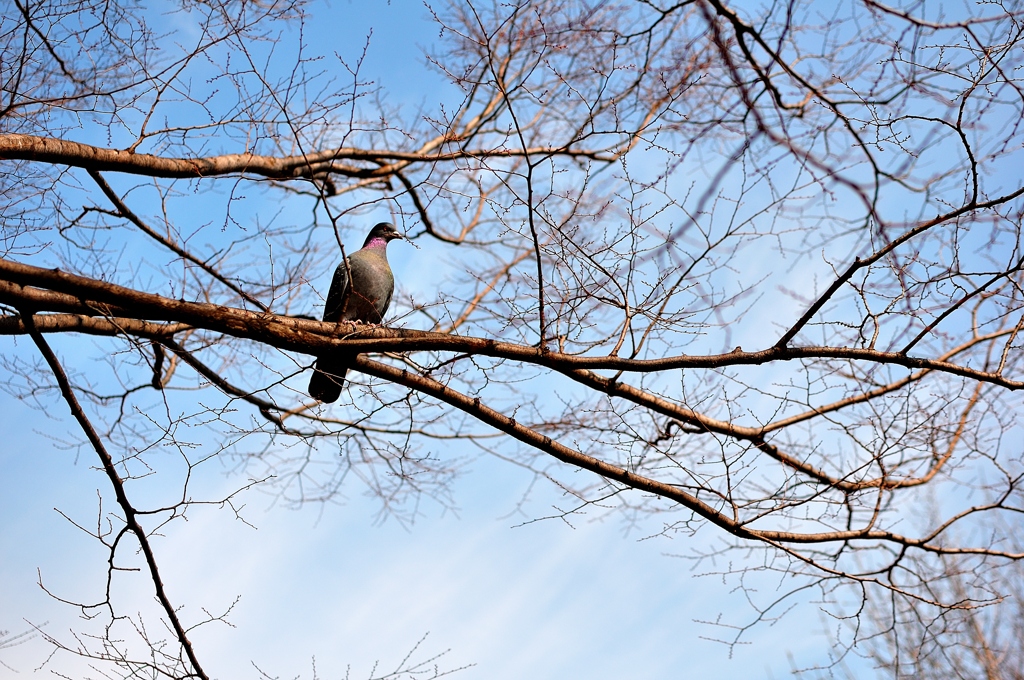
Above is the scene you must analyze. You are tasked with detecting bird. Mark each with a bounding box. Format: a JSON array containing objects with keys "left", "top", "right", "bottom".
[{"left": 308, "top": 222, "right": 404, "bottom": 403}]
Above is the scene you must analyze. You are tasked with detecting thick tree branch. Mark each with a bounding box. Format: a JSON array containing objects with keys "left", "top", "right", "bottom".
[
  {"left": 355, "top": 354, "right": 1024, "bottom": 555},
  {"left": 2, "top": 259, "right": 1021, "bottom": 392},
  {"left": 0, "top": 133, "right": 615, "bottom": 180}
]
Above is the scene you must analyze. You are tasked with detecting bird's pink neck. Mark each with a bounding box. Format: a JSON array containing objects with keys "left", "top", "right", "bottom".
[{"left": 364, "top": 237, "right": 388, "bottom": 249}]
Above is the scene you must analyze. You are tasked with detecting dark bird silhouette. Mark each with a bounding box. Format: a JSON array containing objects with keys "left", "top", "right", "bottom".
[{"left": 308, "top": 222, "right": 404, "bottom": 403}]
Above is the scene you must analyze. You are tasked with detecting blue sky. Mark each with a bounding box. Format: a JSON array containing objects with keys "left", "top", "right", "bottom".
[
  {"left": 0, "top": 1, "right": 916, "bottom": 678},
  {"left": 1, "top": 384, "right": 847, "bottom": 679}
]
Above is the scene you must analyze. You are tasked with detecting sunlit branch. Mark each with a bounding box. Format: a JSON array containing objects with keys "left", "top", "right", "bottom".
[{"left": 0, "top": 133, "right": 616, "bottom": 180}]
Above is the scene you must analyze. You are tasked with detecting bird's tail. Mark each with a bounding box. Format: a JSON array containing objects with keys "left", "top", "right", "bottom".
[{"left": 308, "top": 355, "right": 351, "bottom": 403}]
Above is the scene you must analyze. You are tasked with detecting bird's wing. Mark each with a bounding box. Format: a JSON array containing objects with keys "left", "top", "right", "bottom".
[{"left": 321, "top": 257, "right": 351, "bottom": 322}]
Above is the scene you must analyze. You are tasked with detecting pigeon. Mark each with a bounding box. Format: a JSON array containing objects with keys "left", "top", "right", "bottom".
[{"left": 308, "top": 222, "right": 404, "bottom": 403}]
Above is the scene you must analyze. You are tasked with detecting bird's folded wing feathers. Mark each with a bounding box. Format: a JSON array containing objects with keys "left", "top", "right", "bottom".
[{"left": 322, "top": 258, "right": 351, "bottom": 321}]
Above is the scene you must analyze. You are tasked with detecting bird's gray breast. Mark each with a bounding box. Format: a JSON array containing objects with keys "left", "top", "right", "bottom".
[{"left": 342, "top": 250, "right": 394, "bottom": 322}]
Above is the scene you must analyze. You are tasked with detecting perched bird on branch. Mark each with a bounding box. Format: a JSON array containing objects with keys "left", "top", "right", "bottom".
[{"left": 308, "top": 222, "right": 404, "bottom": 403}]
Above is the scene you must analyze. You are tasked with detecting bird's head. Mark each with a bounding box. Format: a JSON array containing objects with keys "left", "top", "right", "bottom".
[{"left": 363, "top": 222, "right": 404, "bottom": 247}]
